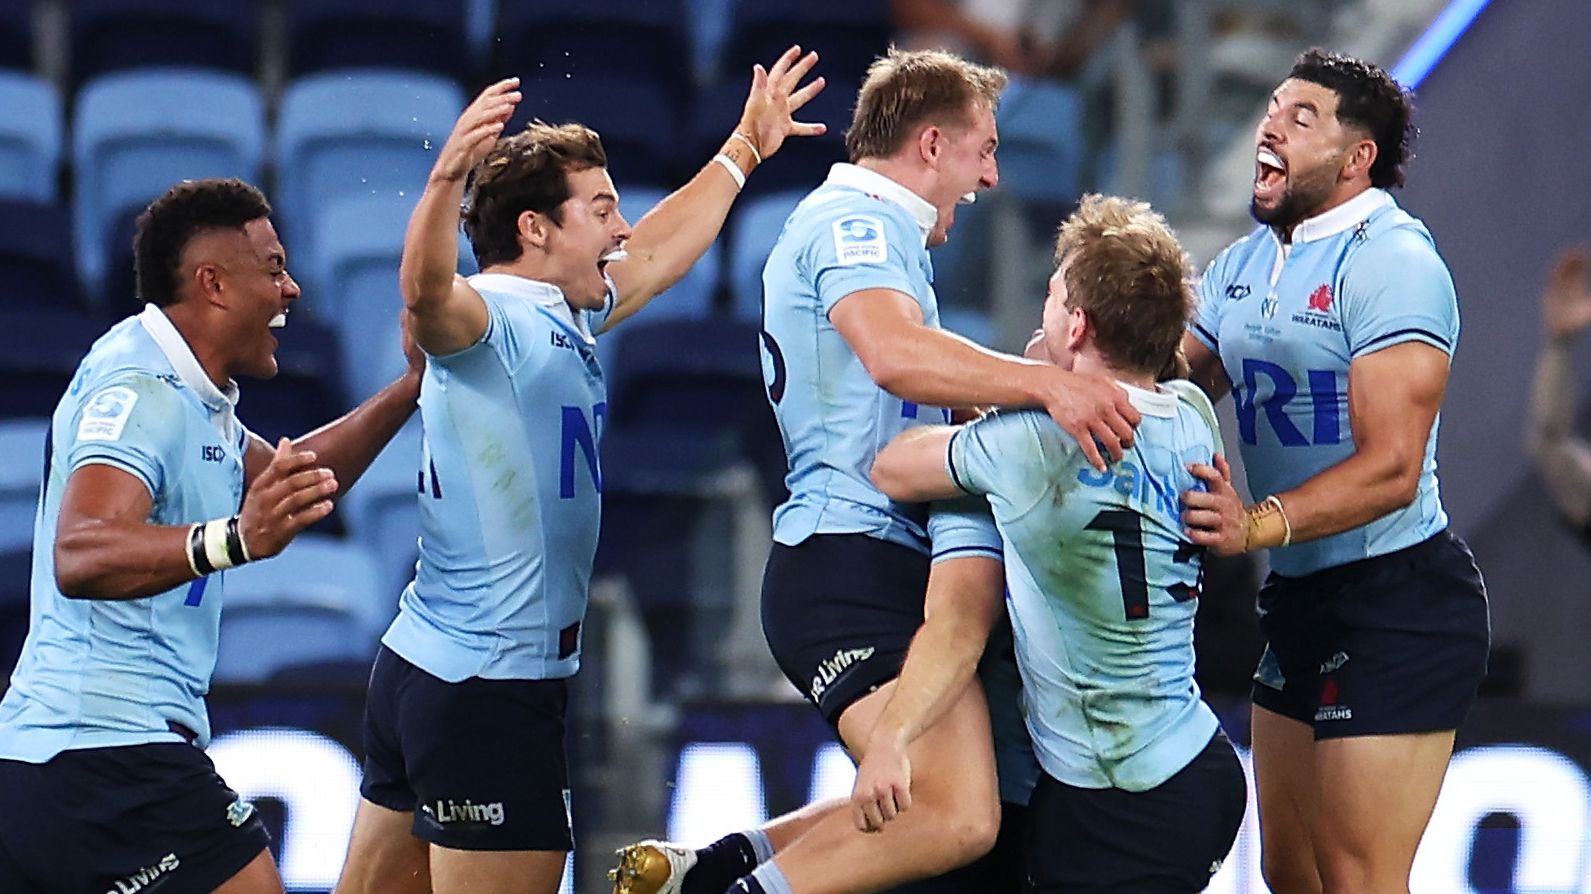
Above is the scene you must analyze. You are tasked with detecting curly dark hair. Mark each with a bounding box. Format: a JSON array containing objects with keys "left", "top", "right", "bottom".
[
  {"left": 133, "top": 178, "right": 271, "bottom": 307},
  {"left": 1288, "top": 48, "right": 1417, "bottom": 189},
  {"left": 462, "top": 121, "right": 608, "bottom": 269}
]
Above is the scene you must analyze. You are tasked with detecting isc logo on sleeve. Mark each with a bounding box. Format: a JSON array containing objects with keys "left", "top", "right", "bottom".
[{"left": 832, "top": 215, "right": 887, "bottom": 265}]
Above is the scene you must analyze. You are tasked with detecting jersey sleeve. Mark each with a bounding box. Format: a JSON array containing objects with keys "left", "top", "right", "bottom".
[
  {"left": 927, "top": 497, "right": 1002, "bottom": 564},
  {"left": 1340, "top": 226, "right": 1459, "bottom": 359},
  {"left": 808, "top": 208, "right": 922, "bottom": 317},
  {"left": 65, "top": 372, "right": 185, "bottom": 498},
  {"left": 431, "top": 288, "right": 546, "bottom": 375},
  {"left": 1190, "top": 254, "right": 1228, "bottom": 352},
  {"left": 948, "top": 409, "right": 1079, "bottom": 514}
]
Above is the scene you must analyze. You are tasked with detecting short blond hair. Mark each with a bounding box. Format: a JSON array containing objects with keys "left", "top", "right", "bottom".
[
  {"left": 845, "top": 47, "right": 1007, "bottom": 161},
  {"left": 1053, "top": 194, "right": 1194, "bottom": 377}
]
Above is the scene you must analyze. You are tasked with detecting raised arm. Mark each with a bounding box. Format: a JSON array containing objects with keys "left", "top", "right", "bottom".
[
  {"left": 603, "top": 46, "right": 825, "bottom": 330},
  {"left": 832, "top": 289, "right": 1139, "bottom": 470},
  {"left": 1528, "top": 248, "right": 1591, "bottom": 527},
  {"left": 401, "top": 78, "right": 522, "bottom": 356}
]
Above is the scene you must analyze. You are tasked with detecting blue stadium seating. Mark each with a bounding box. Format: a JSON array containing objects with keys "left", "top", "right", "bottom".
[
  {"left": 722, "top": 0, "right": 891, "bottom": 87},
  {"left": 726, "top": 189, "right": 806, "bottom": 322},
  {"left": 0, "top": 72, "right": 60, "bottom": 201},
  {"left": 0, "top": 306, "right": 105, "bottom": 418},
  {"left": 338, "top": 420, "right": 421, "bottom": 605},
  {"left": 214, "top": 602, "right": 374, "bottom": 684},
  {"left": 0, "top": 4, "right": 31, "bottom": 72},
  {"left": 510, "top": 75, "right": 681, "bottom": 187},
  {"left": 220, "top": 533, "right": 388, "bottom": 645},
  {"left": 993, "top": 79, "right": 1086, "bottom": 206},
  {"left": 689, "top": 78, "right": 850, "bottom": 197},
  {"left": 0, "top": 418, "right": 47, "bottom": 554},
  {"left": 69, "top": 0, "right": 258, "bottom": 87},
  {"left": 72, "top": 68, "right": 265, "bottom": 301},
  {"left": 235, "top": 314, "right": 346, "bottom": 444},
  {"left": 0, "top": 549, "right": 29, "bottom": 684},
  {"left": 284, "top": 0, "right": 470, "bottom": 83},
  {"left": 494, "top": 0, "right": 692, "bottom": 105},
  {"left": 0, "top": 199, "right": 82, "bottom": 309},
  {"left": 274, "top": 70, "right": 462, "bottom": 281}
]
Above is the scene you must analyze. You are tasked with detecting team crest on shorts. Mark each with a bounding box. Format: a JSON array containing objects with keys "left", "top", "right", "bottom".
[{"left": 225, "top": 798, "right": 256, "bottom": 828}]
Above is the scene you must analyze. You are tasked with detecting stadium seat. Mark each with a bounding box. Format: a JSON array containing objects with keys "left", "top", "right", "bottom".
[
  {"left": 284, "top": 0, "right": 470, "bottom": 83},
  {"left": 338, "top": 420, "right": 421, "bottom": 606},
  {"left": 726, "top": 189, "right": 806, "bottom": 322},
  {"left": 722, "top": 0, "right": 891, "bottom": 87},
  {"left": 494, "top": 0, "right": 692, "bottom": 105},
  {"left": 274, "top": 70, "right": 462, "bottom": 280},
  {"left": 214, "top": 602, "right": 374, "bottom": 684},
  {"left": 220, "top": 533, "right": 388, "bottom": 644},
  {"left": 236, "top": 313, "right": 346, "bottom": 445},
  {"left": 0, "top": 199, "right": 83, "bottom": 309},
  {"left": 72, "top": 68, "right": 265, "bottom": 301},
  {"left": 0, "top": 548, "right": 29, "bottom": 684},
  {"left": 0, "top": 4, "right": 31, "bottom": 73},
  {"left": 0, "top": 72, "right": 60, "bottom": 201},
  {"left": 0, "top": 418, "right": 47, "bottom": 554},
  {"left": 0, "top": 306, "right": 105, "bottom": 418},
  {"left": 510, "top": 75, "right": 681, "bottom": 187},
  {"left": 614, "top": 186, "right": 720, "bottom": 322},
  {"left": 993, "top": 79, "right": 1086, "bottom": 206},
  {"left": 69, "top": 0, "right": 258, "bottom": 87}
]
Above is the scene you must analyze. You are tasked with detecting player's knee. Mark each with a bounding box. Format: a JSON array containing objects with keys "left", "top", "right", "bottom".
[
  {"left": 938, "top": 799, "right": 1000, "bottom": 866},
  {"left": 1260, "top": 853, "right": 1322, "bottom": 894}
]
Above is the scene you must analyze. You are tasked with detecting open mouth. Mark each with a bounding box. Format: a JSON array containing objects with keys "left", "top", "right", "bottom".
[
  {"left": 958, "top": 192, "right": 977, "bottom": 205},
  {"left": 596, "top": 248, "right": 628, "bottom": 276},
  {"left": 1255, "top": 147, "right": 1287, "bottom": 202},
  {"left": 268, "top": 309, "right": 288, "bottom": 329}
]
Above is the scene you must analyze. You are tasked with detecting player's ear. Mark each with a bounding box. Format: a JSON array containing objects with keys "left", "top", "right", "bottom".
[
  {"left": 1067, "top": 306, "right": 1088, "bottom": 351},
  {"left": 918, "top": 125, "right": 942, "bottom": 167},
  {"left": 193, "top": 263, "right": 225, "bottom": 308},
  {"left": 518, "top": 209, "right": 549, "bottom": 250},
  {"left": 1342, "top": 136, "right": 1377, "bottom": 183}
]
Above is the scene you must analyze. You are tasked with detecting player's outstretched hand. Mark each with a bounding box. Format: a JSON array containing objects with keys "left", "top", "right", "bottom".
[
  {"left": 238, "top": 438, "right": 338, "bottom": 560},
  {"left": 1183, "top": 454, "right": 1247, "bottom": 556},
  {"left": 736, "top": 45, "right": 827, "bottom": 163},
  {"left": 851, "top": 738, "right": 913, "bottom": 833},
  {"left": 1544, "top": 247, "right": 1591, "bottom": 340},
  {"left": 431, "top": 77, "right": 522, "bottom": 184},
  {"left": 1039, "top": 368, "right": 1139, "bottom": 471}
]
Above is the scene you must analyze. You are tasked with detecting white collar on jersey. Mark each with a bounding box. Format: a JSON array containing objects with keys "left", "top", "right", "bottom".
[
  {"left": 824, "top": 163, "right": 938, "bottom": 246},
  {"left": 1121, "top": 381, "right": 1177, "bottom": 418},
  {"left": 467, "top": 272, "right": 604, "bottom": 340},
  {"left": 1284, "top": 187, "right": 1393, "bottom": 245},
  {"left": 138, "top": 303, "right": 239, "bottom": 412}
]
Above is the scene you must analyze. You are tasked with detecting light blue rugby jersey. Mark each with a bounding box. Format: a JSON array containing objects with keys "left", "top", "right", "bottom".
[
  {"left": 761, "top": 163, "right": 949, "bottom": 553},
  {"left": 381, "top": 273, "right": 615, "bottom": 683},
  {"left": 949, "top": 382, "right": 1223, "bottom": 792},
  {"left": 0, "top": 306, "right": 249, "bottom": 761},
  {"left": 1192, "top": 189, "right": 1457, "bottom": 576}
]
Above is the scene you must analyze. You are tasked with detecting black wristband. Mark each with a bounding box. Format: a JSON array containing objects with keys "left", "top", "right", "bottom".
[
  {"left": 188, "top": 523, "right": 215, "bottom": 576},
  {"left": 224, "top": 516, "right": 248, "bottom": 566}
]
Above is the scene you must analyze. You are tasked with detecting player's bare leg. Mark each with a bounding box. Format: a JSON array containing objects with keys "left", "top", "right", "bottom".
[
  {"left": 430, "top": 846, "right": 567, "bottom": 894},
  {"left": 1312, "top": 730, "right": 1454, "bottom": 894},
  {"left": 1251, "top": 705, "right": 1322, "bottom": 894},
  {"left": 332, "top": 799, "right": 430, "bottom": 894},
  {"left": 763, "top": 679, "right": 1000, "bottom": 894},
  {"left": 214, "top": 848, "right": 286, "bottom": 894}
]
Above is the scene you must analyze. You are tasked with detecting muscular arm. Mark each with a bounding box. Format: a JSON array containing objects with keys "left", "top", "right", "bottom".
[
  {"left": 851, "top": 554, "right": 1005, "bottom": 831},
  {"left": 53, "top": 466, "right": 205, "bottom": 600},
  {"left": 1186, "top": 341, "right": 1449, "bottom": 552},
  {"left": 242, "top": 369, "right": 419, "bottom": 495},
  {"left": 1180, "top": 330, "right": 1231, "bottom": 402},
  {"left": 871, "top": 424, "right": 962, "bottom": 503}
]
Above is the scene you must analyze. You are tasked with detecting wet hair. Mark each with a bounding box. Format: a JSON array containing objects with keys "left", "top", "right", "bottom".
[
  {"left": 462, "top": 121, "right": 608, "bottom": 268},
  {"left": 133, "top": 178, "right": 271, "bottom": 306},
  {"left": 1288, "top": 48, "right": 1417, "bottom": 189},
  {"left": 845, "top": 47, "right": 1007, "bottom": 161},
  {"left": 1053, "top": 194, "right": 1194, "bottom": 377}
]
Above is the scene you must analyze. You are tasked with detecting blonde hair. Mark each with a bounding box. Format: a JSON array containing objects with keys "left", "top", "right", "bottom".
[
  {"left": 845, "top": 47, "right": 1007, "bottom": 161},
  {"left": 1053, "top": 194, "right": 1194, "bottom": 377}
]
